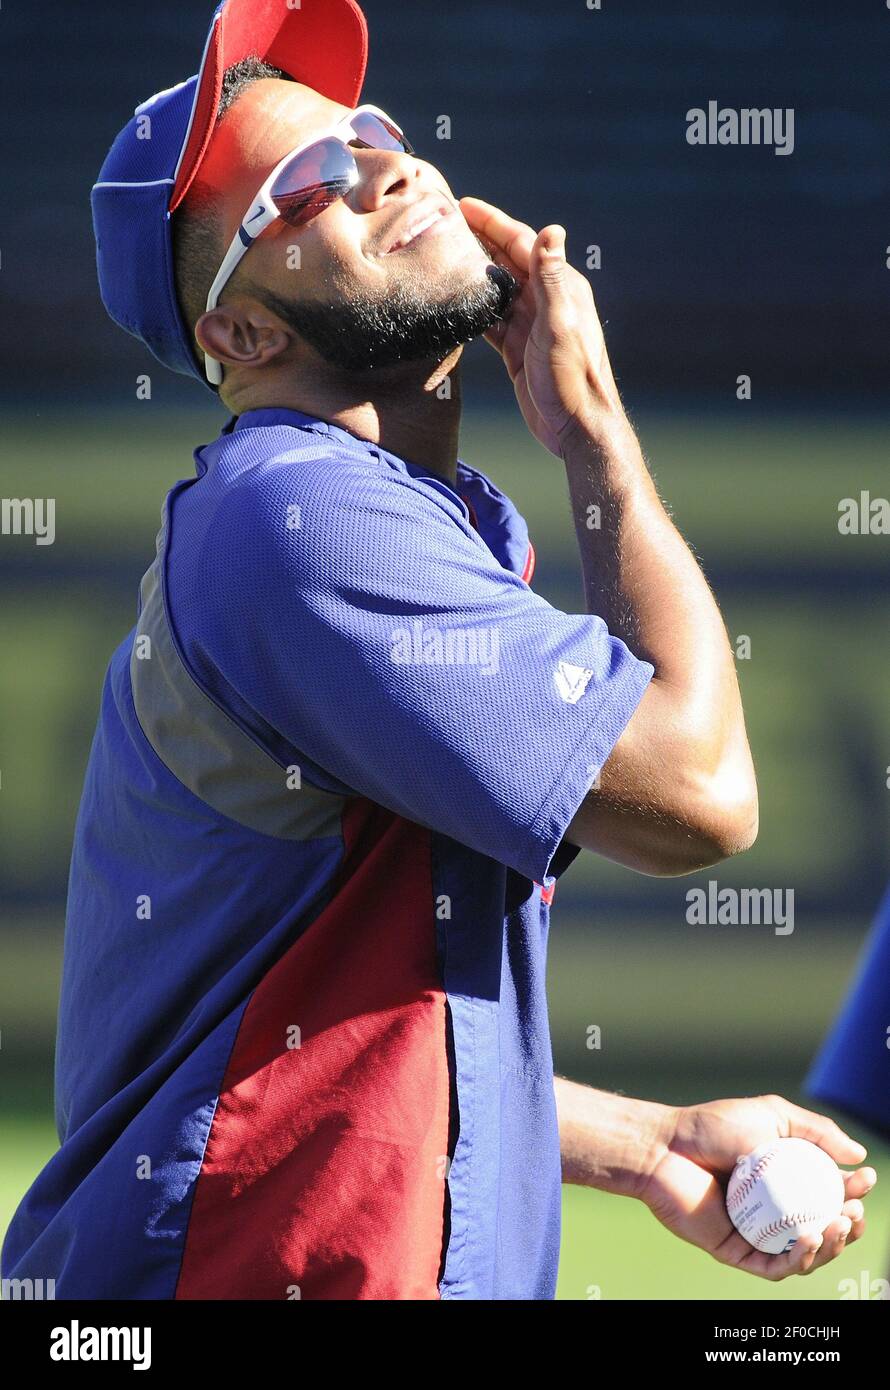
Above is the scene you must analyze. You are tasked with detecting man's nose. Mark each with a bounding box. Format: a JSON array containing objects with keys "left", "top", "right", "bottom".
[{"left": 349, "top": 148, "right": 424, "bottom": 211}]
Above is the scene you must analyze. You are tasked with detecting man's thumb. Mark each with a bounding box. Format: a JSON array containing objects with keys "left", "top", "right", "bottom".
[{"left": 531, "top": 225, "right": 568, "bottom": 304}]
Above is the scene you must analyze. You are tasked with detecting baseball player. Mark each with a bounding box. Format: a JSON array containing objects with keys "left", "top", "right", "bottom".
[{"left": 1, "top": 0, "right": 875, "bottom": 1299}]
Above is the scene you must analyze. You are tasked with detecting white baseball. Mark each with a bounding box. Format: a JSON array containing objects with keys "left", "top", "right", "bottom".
[{"left": 725, "top": 1137, "right": 846, "bottom": 1254}]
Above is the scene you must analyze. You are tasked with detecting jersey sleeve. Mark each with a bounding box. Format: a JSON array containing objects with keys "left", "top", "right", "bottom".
[
  {"left": 805, "top": 882, "right": 890, "bottom": 1140},
  {"left": 202, "top": 460, "right": 654, "bottom": 884}
]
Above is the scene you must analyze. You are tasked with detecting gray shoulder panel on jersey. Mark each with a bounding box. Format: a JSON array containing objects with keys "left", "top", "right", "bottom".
[{"left": 131, "top": 521, "right": 344, "bottom": 841}]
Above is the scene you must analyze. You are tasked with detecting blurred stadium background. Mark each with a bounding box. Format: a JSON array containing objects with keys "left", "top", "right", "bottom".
[{"left": 1, "top": 0, "right": 888, "bottom": 1298}]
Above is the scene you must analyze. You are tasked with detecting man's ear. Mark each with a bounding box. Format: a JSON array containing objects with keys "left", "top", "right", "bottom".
[{"left": 195, "top": 300, "right": 291, "bottom": 374}]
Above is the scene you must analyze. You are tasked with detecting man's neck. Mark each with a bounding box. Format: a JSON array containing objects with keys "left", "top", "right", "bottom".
[{"left": 227, "top": 350, "right": 464, "bottom": 487}]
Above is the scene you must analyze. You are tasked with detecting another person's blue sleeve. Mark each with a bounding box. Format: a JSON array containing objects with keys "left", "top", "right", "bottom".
[
  {"left": 806, "top": 880, "right": 890, "bottom": 1140},
  {"left": 200, "top": 459, "right": 655, "bottom": 884}
]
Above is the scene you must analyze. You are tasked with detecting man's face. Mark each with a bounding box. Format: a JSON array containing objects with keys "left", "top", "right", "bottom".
[{"left": 194, "top": 79, "right": 517, "bottom": 374}]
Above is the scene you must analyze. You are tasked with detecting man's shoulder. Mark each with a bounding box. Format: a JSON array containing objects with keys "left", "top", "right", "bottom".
[
  {"left": 210, "top": 433, "right": 468, "bottom": 544},
  {"left": 195, "top": 432, "right": 473, "bottom": 605}
]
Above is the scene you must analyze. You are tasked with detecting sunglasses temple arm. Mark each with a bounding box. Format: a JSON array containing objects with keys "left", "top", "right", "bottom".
[{"left": 203, "top": 208, "right": 278, "bottom": 385}]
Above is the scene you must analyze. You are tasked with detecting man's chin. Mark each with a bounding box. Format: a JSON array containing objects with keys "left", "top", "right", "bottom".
[
  {"left": 424, "top": 264, "right": 518, "bottom": 354},
  {"left": 253, "top": 264, "right": 520, "bottom": 373}
]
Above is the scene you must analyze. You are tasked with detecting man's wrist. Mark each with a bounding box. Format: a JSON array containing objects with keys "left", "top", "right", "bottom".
[
  {"left": 557, "top": 397, "right": 628, "bottom": 452},
  {"left": 555, "top": 1077, "right": 675, "bottom": 1200},
  {"left": 558, "top": 408, "right": 650, "bottom": 498}
]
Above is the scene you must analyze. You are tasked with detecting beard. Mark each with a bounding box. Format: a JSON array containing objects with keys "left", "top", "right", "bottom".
[{"left": 249, "top": 256, "right": 519, "bottom": 373}]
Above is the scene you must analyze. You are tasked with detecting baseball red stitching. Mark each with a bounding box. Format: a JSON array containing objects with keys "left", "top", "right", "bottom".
[
  {"left": 726, "top": 1146, "right": 780, "bottom": 1211},
  {"left": 753, "top": 1210, "right": 821, "bottom": 1244}
]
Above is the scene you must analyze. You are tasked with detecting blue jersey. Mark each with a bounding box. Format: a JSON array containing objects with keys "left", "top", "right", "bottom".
[
  {"left": 2, "top": 407, "right": 653, "bottom": 1299},
  {"left": 806, "top": 880, "right": 890, "bottom": 1140}
]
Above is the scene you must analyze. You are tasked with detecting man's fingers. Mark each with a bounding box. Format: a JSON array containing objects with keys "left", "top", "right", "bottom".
[
  {"left": 842, "top": 1198, "right": 866, "bottom": 1227},
  {"left": 845, "top": 1201, "right": 868, "bottom": 1246},
  {"left": 768, "top": 1095, "right": 869, "bottom": 1165},
  {"left": 729, "top": 1237, "right": 808, "bottom": 1281},
  {"left": 712, "top": 1226, "right": 776, "bottom": 1276},
  {"left": 843, "top": 1165, "right": 877, "bottom": 1200},
  {"left": 529, "top": 226, "right": 570, "bottom": 309},
  {"left": 799, "top": 1215, "right": 854, "bottom": 1274},
  {"left": 479, "top": 320, "right": 507, "bottom": 351},
  {"left": 732, "top": 1222, "right": 847, "bottom": 1283},
  {"left": 480, "top": 291, "right": 535, "bottom": 370},
  {"left": 715, "top": 1207, "right": 865, "bottom": 1282},
  {"left": 711, "top": 1218, "right": 807, "bottom": 1280},
  {"left": 459, "top": 196, "right": 537, "bottom": 275},
  {"left": 785, "top": 1231, "right": 825, "bottom": 1277}
]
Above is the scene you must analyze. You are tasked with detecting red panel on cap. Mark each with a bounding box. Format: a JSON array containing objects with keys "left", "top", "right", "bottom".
[{"left": 170, "top": 0, "right": 368, "bottom": 212}]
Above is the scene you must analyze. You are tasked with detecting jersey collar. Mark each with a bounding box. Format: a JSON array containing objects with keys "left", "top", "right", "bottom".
[{"left": 222, "top": 408, "right": 533, "bottom": 581}]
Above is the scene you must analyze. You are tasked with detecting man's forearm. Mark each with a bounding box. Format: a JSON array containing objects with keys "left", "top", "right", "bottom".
[
  {"left": 561, "top": 411, "right": 758, "bottom": 870},
  {"left": 562, "top": 411, "right": 741, "bottom": 731},
  {"left": 554, "top": 1074, "right": 670, "bottom": 1199}
]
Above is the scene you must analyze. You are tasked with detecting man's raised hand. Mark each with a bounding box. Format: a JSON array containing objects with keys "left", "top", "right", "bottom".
[{"left": 460, "top": 195, "right": 623, "bottom": 457}]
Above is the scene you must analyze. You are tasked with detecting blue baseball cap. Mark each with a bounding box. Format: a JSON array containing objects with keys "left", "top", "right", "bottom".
[{"left": 90, "top": 0, "right": 369, "bottom": 391}]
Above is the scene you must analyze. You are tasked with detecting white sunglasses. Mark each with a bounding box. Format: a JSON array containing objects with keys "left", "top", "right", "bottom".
[{"left": 202, "top": 104, "right": 414, "bottom": 385}]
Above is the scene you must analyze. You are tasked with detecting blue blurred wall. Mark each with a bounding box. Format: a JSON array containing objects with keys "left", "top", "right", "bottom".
[{"left": 1, "top": 0, "right": 886, "bottom": 404}]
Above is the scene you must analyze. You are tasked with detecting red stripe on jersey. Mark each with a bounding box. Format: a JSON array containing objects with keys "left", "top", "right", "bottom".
[
  {"left": 175, "top": 800, "right": 450, "bottom": 1300},
  {"left": 522, "top": 540, "right": 536, "bottom": 584}
]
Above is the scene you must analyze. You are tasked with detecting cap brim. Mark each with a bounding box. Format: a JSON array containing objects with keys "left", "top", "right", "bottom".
[{"left": 170, "top": 0, "right": 368, "bottom": 212}]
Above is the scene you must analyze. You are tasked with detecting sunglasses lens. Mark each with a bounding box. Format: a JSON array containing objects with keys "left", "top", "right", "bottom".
[
  {"left": 270, "top": 137, "right": 357, "bottom": 227},
  {"left": 267, "top": 114, "right": 413, "bottom": 230},
  {"left": 349, "top": 110, "right": 414, "bottom": 154}
]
